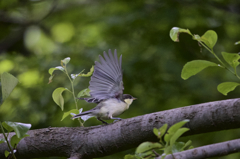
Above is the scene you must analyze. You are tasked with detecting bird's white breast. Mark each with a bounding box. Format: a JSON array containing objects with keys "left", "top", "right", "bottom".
[{"left": 99, "top": 98, "right": 129, "bottom": 119}]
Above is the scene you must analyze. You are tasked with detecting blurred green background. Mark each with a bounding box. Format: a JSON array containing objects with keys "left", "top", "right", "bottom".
[{"left": 0, "top": 0, "right": 240, "bottom": 158}]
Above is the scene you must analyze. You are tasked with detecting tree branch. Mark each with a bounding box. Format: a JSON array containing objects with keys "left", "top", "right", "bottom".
[
  {"left": 0, "top": 98, "right": 240, "bottom": 158},
  {"left": 163, "top": 138, "right": 240, "bottom": 159}
]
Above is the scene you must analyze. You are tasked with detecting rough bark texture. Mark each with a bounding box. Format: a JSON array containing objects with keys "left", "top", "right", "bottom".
[
  {"left": 0, "top": 98, "right": 240, "bottom": 158},
  {"left": 163, "top": 138, "right": 240, "bottom": 159}
]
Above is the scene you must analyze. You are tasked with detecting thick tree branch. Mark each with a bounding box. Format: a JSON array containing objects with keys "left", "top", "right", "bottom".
[
  {"left": 0, "top": 98, "right": 240, "bottom": 158},
  {"left": 163, "top": 138, "right": 240, "bottom": 159}
]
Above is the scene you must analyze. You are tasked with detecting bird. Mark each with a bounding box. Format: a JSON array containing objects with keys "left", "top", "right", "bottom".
[{"left": 72, "top": 49, "right": 136, "bottom": 124}]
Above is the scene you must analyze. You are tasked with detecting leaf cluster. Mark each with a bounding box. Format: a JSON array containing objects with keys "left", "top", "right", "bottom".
[
  {"left": 125, "top": 120, "right": 193, "bottom": 159},
  {"left": 170, "top": 27, "right": 240, "bottom": 95}
]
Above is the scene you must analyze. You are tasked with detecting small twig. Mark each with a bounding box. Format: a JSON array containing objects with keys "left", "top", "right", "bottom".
[{"left": 152, "top": 149, "right": 160, "bottom": 157}]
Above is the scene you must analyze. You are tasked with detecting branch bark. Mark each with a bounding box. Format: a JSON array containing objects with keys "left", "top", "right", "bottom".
[{"left": 0, "top": 98, "right": 240, "bottom": 158}]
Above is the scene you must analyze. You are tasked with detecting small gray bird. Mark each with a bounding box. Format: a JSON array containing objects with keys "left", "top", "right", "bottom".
[{"left": 72, "top": 49, "right": 136, "bottom": 124}]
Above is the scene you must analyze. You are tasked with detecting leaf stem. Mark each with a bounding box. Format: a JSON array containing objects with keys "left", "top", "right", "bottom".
[
  {"left": 198, "top": 41, "right": 237, "bottom": 75},
  {"left": 0, "top": 122, "right": 17, "bottom": 159},
  {"left": 64, "top": 66, "right": 84, "bottom": 127}
]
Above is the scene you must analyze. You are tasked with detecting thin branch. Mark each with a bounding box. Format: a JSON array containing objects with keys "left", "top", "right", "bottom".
[{"left": 163, "top": 138, "right": 240, "bottom": 159}]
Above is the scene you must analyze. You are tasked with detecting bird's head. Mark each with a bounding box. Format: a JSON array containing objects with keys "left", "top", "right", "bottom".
[{"left": 123, "top": 94, "right": 137, "bottom": 106}]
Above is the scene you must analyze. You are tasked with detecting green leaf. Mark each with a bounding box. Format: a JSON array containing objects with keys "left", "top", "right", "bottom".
[
  {"left": 221, "top": 52, "right": 240, "bottom": 69},
  {"left": 52, "top": 87, "right": 69, "bottom": 110},
  {"left": 164, "top": 120, "right": 189, "bottom": 143},
  {"left": 124, "top": 154, "right": 138, "bottom": 159},
  {"left": 2, "top": 121, "right": 14, "bottom": 132},
  {"left": 77, "top": 88, "right": 90, "bottom": 98},
  {"left": 48, "top": 66, "right": 65, "bottom": 84},
  {"left": 181, "top": 60, "right": 219, "bottom": 80},
  {"left": 79, "top": 66, "right": 94, "bottom": 77},
  {"left": 168, "top": 120, "right": 189, "bottom": 134},
  {"left": 188, "top": 145, "right": 194, "bottom": 149},
  {"left": 235, "top": 41, "right": 240, "bottom": 45},
  {"left": 172, "top": 142, "right": 185, "bottom": 153},
  {"left": 48, "top": 66, "right": 64, "bottom": 76},
  {"left": 5, "top": 150, "right": 9, "bottom": 157},
  {"left": 10, "top": 134, "right": 29, "bottom": 148},
  {"left": 61, "top": 109, "right": 79, "bottom": 121},
  {"left": 181, "top": 140, "right": 192, "bottom": 150},
  {"left": 1, "top": 72, "right": 18, "bottom": 104},
  {"left": 136, "top": 142, "right": 162, "bottom": 154},
  {"left": 200, "top": 30, "right": 218, "bottom": 49},
  {"left": 153, "top": 128, "right": 159, "bottom": 137},
  {"left": 61, "top": 57, "right": 70, "bottom": 65},
  {"left": 217, "top": 82, "right": 240, "bottom": 96},
  {"left": 170, "top": 128, "right": 189, "bottom": 146},
  {"left": 193, "top": 34, "right": 201, "bottom": 41},
  {"left": 2, "top": 121, "right": 31, "bottom": 138},
  {"left": 169, "top": 27, "right": 192, "bottom": 42},
  {"left": 0, "top": 138, "right": 6, "bottom": 144},
  {"left": 159, "top": 124, "right": 168, "bottom": 138}
]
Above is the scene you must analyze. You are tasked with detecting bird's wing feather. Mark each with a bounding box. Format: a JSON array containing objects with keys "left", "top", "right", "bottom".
[{"left": 89, "top": 49, "right": 124, "bottom": 100}]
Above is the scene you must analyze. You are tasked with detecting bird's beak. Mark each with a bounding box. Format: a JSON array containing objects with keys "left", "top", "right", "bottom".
[{"left": 133, "top": 97, "right": 137, "bottom": 100}]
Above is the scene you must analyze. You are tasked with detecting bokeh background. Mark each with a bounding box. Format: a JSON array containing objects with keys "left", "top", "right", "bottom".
[{"left": 0, "top": 0, "right": 240, "bottom": 159}]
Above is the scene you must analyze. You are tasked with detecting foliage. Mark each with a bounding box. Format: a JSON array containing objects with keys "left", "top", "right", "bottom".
[
  {"left": 125, "top": 120, "right": 193, "bottom": 159},
  {"left": 170, "top": 27, "right": 240, "bottom": 95},
  {"left": 48, "top": 57, "right": 94, "bottom": 126},
  {"left": 0, "top": 72, "right": 31, "bottom": 158}
]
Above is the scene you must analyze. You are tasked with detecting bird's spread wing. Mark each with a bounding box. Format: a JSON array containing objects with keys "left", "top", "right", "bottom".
[{"left": 89, "top": 49, "right": 124, "bottom": 100}]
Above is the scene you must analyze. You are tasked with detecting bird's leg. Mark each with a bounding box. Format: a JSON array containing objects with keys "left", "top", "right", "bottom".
[
  {"left": 111, "top": 117, "right": 122, "bottom": 123},
  {"left": 97, "top": 117, "right": 108, "bottom": 125}
]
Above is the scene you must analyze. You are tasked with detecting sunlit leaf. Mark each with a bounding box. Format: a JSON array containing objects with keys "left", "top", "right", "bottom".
[
  {"left": 61, "top": 109, "right": 79, "bottom": 121},
  {"left": 2, "top": 121, "right": 31, "bottom": 138},
  {"left": 170, "top": 128, "right": 189, "bottom": 146},
  {"left": 124, "top": 154, "right": 138, "bottom": 159},
  {"left": 217, "top": 82, "right": 240, "bottom": 96},
  {"left": 136, "top": 142, "right": 162, "bottom": 153},
  {"left": 52, "top": 87, "right": 69, "bottom": 110},
  {"left": 48, "top": 66, "right": 65, "bottom": 83},
  {"left": 168, "top": 120, "right": 189, "bottom": 134},
  {"left": 164, "top": 120, "right": 189, "bottom": 143},
  {"left": 78, "top": 66, "right": 94, "bottom": 77},
  {"left": 1, "top": 72, "right": 18, "bottom": 104},
  {"left": 61, "top": 57, "right": 70, "bottom": 65},
  {"left": 234, "top": 41, "right": 240, "bottom": 45},
  {"left": 181, "top": 60, "right": 218, "bottom": 80},
  {"left": 169, "top": 27, "right": 192, "bottom": 42},
  {"left": 77, "top": 88, "right": 90, "bottom": 98},
  {"left": 181, "top": 140, "right": 192, "bottom": 150},
  {"left": 200, "top": 30, "right": 218, "bottom": 49},
  {"left": 159, "top": 124, "right": 168, "bottom": 138},
  {"left": 48, "top": 66, "right": 65, "bottom": 75},
  {"left": 221, "top": 52, "right": 240, "bottom": 69}
]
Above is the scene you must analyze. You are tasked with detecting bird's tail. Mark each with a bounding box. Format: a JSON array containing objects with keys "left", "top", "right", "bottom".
[{"left": 71, "top": 111, "right": 92, "bottom": 119}]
